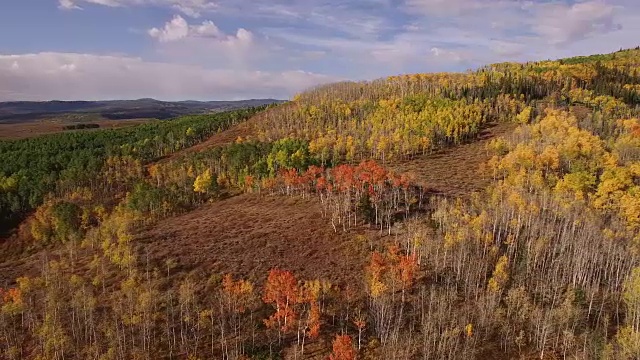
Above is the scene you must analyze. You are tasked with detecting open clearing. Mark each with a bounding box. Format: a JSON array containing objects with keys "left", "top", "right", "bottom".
[
  {"left": 388, "top": 122, "right": 515, "bottom": 197},
  {"left": 1, "top": 119, "right": 516, "bottom": 290},
  {"left": 134, "top": 194, "right": 372, "bottom": 287},
  {"left": 134, "top": 122, "right": 516, "bottom": 287}
]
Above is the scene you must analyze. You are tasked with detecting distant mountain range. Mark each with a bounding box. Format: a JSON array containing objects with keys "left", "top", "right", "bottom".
[{"left": 0, "top": 98, "right": 285, "bottom": 123}]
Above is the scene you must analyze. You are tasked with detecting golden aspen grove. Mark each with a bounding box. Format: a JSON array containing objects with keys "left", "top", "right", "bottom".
[{"left": 2, "top": 47, "right": 640, "bottom": 359}]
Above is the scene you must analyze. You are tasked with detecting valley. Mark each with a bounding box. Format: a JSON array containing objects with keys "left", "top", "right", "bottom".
[{"left": 0, "top": 99, "right": 283, "bottom": 140}]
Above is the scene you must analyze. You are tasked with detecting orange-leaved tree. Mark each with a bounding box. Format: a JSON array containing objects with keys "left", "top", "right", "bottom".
[
  {"left": 263, "top": 269, "right": 300, "bottom": 342},
  {"left": 329, "top": 334, "right": 357, "bottom": 360}
]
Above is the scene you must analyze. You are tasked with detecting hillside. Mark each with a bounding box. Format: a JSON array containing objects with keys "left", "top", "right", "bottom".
[{"left": 1, "top": 48, "right": 640, "bottom": 360}]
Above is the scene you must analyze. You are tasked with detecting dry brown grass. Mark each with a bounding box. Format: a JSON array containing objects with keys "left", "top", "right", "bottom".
[
  {"left": 134, "top": 123, "right": 518, "bottom": 290},
  {"left": 0, "top": 116, "right": 520, "bottom": 360},
  {"left": 0, "top": 218, "right": 55, "bottom": 286},
  {"left": 1, "top": 118, "right": 517, "bottom": 293},
  {"left": 387, "top": 122, "right": 516, "bottom": 197},
  {"left": 134, "top": 194, "right": 374, "bottom": 287}
]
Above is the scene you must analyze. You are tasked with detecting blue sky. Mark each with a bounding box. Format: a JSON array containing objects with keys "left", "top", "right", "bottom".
[{"left": 0, "top": 0, "right": 638, "bottom": 101}]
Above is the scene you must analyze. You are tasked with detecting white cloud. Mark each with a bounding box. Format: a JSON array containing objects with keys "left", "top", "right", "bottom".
[
  {"left": 60, "top": 0, "right": 118, "bottom": 8},
  {"left": 147, "top": 16, "right": 258, "bottom": 71},
  {"left": 191, "top": 20, "right": 222, "bottom": 37},
  {"left": 38, "top": 0, "right": 640, "bottom": 99},
  {"left": 400, "top": 0, "right": 629, "bottom": 64},
  {"left": 58, "top": 0, "right": 83, "bottom": 10},
  {"left": 171, "top": 0, "right": 218, "bottom": 17},
  {"left": 265, "top": 24, "right": 475, "bottom": 74},
  {"left": 429, "top": 47, "right": 469, "bottom": 63},
  {"left": 404, "top": 0, "right": 500, "bottom": 16},
  {"left": 0, "top": 53, "right": 339, "bottom": 101},
  {"left": 149, "top": 15, "right": 253, "bottom": 46},
  {"left": 489, "top": 40, "right": 526, "bottom": 57},
  {"left": 59, "top": 63, "right": 77, "bottom": 72},
  {"left": 531, "top": 1, "right": 621, "bottom": 45},
  {"left": 148, "top": 15, "right": 190, "bottom": 42},
  {"left": 59, "top": 0, "right": 217, "bottom": 17}
]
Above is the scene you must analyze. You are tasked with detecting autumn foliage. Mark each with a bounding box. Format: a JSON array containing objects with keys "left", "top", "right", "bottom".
[
  {"left": 263, "top": 269, "right": 300, "bottom": 333},
  {"left": 261, "top": 159, "right": 423, "bottom": 233},
  {"left": 329, "top": 334, "right": 357, "bottom": 360},
  {"left": 3, "top": 47, "right": 640, "bottom": 360}
]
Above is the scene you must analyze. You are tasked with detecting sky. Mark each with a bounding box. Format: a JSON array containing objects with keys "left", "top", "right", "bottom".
[{"left": 0, "top": 0, "right": 638, "bottom": 101}]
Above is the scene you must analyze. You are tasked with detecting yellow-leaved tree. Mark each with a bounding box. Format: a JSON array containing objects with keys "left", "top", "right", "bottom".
[
  {"left": 488, "top": 255, "right": 509, "bottom": 293},
  {"left": 193, "top": 169, "right": 212, "bottom": 194},
  {"left": 616, "top": 267, "right": 640, "bottom": 359}
]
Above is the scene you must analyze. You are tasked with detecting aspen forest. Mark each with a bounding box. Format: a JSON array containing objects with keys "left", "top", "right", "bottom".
[{"left": 2, "top": 47, "right": 640, "bottom": 359}]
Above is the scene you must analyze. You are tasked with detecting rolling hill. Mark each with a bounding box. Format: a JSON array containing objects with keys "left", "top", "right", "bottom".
[
  {"left": 1, "top": 48, "right": 640, "bottom": 360},
  {"left": 0, "top": 98, "right": 284, "bottom": 123}
]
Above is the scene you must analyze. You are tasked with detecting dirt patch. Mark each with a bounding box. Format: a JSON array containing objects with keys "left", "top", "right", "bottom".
[
  {"left": 134, "top": 193, "right": 372, "bottom": 287},
  {"left": 387, "top": 122, "right": 516, "bottom": 197}
]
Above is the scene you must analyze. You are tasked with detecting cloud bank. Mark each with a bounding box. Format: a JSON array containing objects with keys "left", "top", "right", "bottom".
[
  {"left": 5, "top": 0, "right": 639, "bottom": 100},
  {"left": 0, "top": 53, "right": 339, "bottom": 101}
]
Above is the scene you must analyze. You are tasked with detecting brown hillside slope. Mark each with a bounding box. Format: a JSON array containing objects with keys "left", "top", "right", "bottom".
[
  {"left": 132, "top": 122, "right": 516, "bottom": 290},
  {"left": 0, "top": 119, "right": 515, "bottom": 288},
  {"left": 134, "top": 194, "right": 373, "bottom": 287},
  {"left": 388, "top": 122, "right": 515, "bottom": 197}
]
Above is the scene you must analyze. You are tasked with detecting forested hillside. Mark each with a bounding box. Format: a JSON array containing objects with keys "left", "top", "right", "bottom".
[
  {"left": 0, "top": 106, "right": 271, "bottom": 233},
  {"left": 1, "top": 48, "right": 640, "bottom": 360}
]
